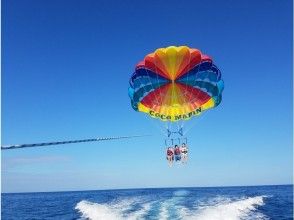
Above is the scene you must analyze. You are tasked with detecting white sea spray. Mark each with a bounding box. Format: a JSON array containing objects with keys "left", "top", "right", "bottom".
[
  {"left": 75, "top": 197, "right": 151, "bottom": 220},
  {"left": 180, "top": 195, "right": 268, "bottom": 220}
]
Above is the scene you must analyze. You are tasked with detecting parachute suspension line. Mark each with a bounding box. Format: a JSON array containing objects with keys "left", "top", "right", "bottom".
[
  {"left": 165, "top": 121, "right": 170, "bottom": 137},
  {"left": 183, "top": 51, "right": 196, "bottom": 135},
  {"left": 145, "top": 55, "right": 162, "bottom": 114},
  {"left": 179, "top": 48, "right": 192, "bottom": 135},
  {"left": 139, "top": 52, "right": 168, "bottom": 136},
  {"left": 183, "top": 61, "right": 202, "bottom": 136},
  {"left": 183, "top": 61, "right": 198, "bottom": 136},
  {"left": 175, "top": 119, "right": 180, "bottom": 136},
  {"left": 184, "top": 63, "right": 211, "bottom": 135},
  {"left": 166, "top": 118, "right": 184, "bottom": 138},
  {"left": 145, "top": 114, "right": 166, "bottom": 136},
  {"left": 184, "top": 113, "right": 203, "bottom": 135},
  {"left": 178, "top": 120, "right": 184, "bottom": 136},
  {"left": 153, "top": 55, "right": 169, "bottom": 136},
  {"left": 169, "top": 67, "right": 182, "bottom": 136},
  {"left": 153, "top": 53, "right": 165, "bottom": 119},
  {"left": 136, "top": 62, "right": 165, "bottom": 136},
  {"left": 1, "top": 134, "right": 149, "bottom": 150},
  {"left": 175, "top": 49, "right": 193, "bottom": 136},
  {"left": 180, "top": 120, "right": 184, "bottom": 135},
  {"left": 170, "top": 50, "right": 190, "bottom": 136}
]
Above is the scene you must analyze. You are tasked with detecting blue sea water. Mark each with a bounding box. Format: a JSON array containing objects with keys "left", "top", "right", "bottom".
[{"left": 1, "top": 185, "right": 293, "bottom": 220}]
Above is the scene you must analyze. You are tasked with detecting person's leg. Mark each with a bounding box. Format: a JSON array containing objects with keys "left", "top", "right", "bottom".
[{"left": 168, "top": 156, "right": 173, "bottom": 166}]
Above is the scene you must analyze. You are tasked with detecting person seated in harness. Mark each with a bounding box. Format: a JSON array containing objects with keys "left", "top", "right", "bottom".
[
  {"left": 166, "top": 147, "right": 174, "bottom": 160},
  {"left": 174, "top": 145, "right": 181, "bottom": 161},
  {"left": 181, "top": 143, "right": 188, "bottom": 163}
]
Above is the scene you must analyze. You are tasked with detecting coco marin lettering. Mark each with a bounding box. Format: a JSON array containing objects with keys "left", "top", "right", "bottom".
[{"left": 149, "top": 107, "right": 202, "bottom": 121}]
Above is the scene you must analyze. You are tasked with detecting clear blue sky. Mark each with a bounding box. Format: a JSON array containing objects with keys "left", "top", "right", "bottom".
[{"left": 2, "top": 0, "right": 293, "bottom": 193}]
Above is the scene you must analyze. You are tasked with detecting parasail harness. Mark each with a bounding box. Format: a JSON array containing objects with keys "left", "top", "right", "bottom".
[{"left": 165, "top": 127, "right": 187, "bottom": 146}]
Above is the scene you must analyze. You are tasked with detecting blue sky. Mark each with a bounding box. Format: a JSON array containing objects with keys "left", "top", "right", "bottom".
[{"left": 2, "top": 0, "right": 293, "bottom": 193}]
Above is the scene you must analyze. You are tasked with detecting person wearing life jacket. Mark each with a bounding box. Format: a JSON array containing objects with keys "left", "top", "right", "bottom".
[
  {"left": 181, "top": 143, "right": 188, "bottom": 163},
  {"left": 174, "top": 145, "right": 181, "bottom": 161},
  {"left": 166, "top": 147, "right": 174, "bottom": 166}
]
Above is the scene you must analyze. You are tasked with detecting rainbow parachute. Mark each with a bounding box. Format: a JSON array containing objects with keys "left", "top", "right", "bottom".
[{"left": 128, "top": 46, "right": 224, "bottom": 121}]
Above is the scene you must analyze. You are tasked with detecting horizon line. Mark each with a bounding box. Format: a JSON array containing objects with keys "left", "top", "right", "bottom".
[{"left": 2, "top": 183, "right": 293, "bottom": 194}]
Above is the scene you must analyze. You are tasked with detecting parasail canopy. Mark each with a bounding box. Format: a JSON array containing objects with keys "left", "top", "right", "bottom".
[{"left": 128, "top": 46, "right": 224, "bottom": 122}]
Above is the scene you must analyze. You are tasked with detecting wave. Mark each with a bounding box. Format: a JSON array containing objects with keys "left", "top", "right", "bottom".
[
  {"left": 75, "top": 194, "right": 268, "bottom": 220},
  {"left": 180, "top": 195, "right": 268, "bottom": 220},
  {"left": 75, "top": 198, "right": 151, "bottom": 220},
  {"left": 158, "top": 190, "right": 190, "bottom": 219}
]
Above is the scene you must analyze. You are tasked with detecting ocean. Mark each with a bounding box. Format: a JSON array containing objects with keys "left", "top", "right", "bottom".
[{"left": 1, "top": 185, "right": 293, "bottom": 220}]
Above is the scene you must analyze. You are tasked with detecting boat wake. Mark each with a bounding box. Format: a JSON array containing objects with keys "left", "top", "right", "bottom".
[
  {"left": 75, "top": 191, "right": 268, "bottom": 220},
  {"left": 75, "top": 198, "right": 151, "bottom": 220},
  {"left": 180, "top": 196, "right": 268, "bottom": 220}
]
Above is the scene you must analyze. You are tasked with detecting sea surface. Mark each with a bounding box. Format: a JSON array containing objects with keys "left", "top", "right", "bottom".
[{"left": 2, "top": 185, "right": 293, "bottom": 220}]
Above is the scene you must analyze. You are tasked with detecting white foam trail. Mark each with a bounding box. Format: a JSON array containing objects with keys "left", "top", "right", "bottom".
[
  {"left": 75, "top": 198, "right": 151, "bottom": 220},
  {"left": 180, "top": 196, "right": 268, "bottom": 220},
  {"left": 158, "top": 200, "right": 170, "bottom": 220},
  {"left": 75, "top": 200, "right": 121, "bottom": 220},
  {"left": 131, "top": 203, "right": 151, "bottom": 219},
  {"left": 158, "top": 190, "right": 190, "bottom": 220}
]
